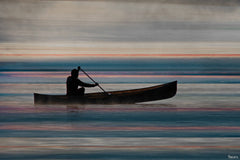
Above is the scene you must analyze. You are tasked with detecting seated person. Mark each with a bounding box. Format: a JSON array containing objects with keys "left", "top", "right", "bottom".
[{"left": 66, "top": 67, "right": 98, "bottom": 96}]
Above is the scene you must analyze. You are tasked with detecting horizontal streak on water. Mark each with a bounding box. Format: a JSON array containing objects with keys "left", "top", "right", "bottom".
[
  {"left": 1, "top": 106, "right": 240, "bottom": 113},
  {"left": 2, "top": 137, "right": 240, "bottom": 144},
  {"left": 1, "top": 71, "right": 240, "bottom": 78},
  {"left": 1, "top": 125, "right": 240, "bottom": 131},
  {"left": 1, "top": 138, "right": 240, "bottom": 149}
]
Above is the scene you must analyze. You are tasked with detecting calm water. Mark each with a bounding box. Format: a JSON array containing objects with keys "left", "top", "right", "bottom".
[{"left": 1, "top": 64, "right": 240, "bottom": 159}]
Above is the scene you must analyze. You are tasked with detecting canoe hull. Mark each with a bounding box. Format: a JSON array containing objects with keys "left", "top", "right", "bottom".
[{"left": 34, "top": 81, "right": 177, "bottom": 105}]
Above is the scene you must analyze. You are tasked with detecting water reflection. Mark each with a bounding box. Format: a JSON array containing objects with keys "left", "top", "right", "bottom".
[{"left": 67, "top": 105, "right": 86, "bottom": 112}]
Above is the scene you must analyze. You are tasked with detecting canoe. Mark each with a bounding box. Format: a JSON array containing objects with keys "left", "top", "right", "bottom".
[{"left": 34, "top": 81, "right": 177, "bottom": 105}]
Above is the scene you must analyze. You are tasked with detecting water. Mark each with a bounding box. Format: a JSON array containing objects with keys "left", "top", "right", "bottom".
[{"left": 0, "top": 60, "right": 240, "bottom": 159}]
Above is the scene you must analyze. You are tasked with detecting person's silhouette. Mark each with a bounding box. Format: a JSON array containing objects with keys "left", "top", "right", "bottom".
[{"left": 66, "top": 68, "right": 98, "bottom": 96}]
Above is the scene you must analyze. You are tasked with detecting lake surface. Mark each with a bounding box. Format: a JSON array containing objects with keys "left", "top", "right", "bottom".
[{"left": 0, "top": 60, "right": 240, "bottom": 159}]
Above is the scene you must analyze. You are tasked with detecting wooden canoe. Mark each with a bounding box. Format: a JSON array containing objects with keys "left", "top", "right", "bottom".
[{"left": 34, "top": 81, "right": 177, "bottom": 105}]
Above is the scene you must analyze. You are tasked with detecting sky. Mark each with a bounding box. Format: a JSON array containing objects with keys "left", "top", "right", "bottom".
[{"left": 1, "top": 0, "right": 240, "bottom": 62}]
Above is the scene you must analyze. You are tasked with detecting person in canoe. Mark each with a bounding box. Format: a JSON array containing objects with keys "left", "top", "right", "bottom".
[{"left": 66, "top": 67, "right": 98, "bottom": 96}]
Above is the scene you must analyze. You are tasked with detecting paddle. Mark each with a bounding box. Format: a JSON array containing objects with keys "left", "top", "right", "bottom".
[{"left": 78, "top": 66, "right": 110, "bottom": 95}]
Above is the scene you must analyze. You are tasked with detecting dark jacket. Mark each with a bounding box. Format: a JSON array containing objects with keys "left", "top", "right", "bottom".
[{"left": 66, "top": 76, "right": 96, "bottom": 95}]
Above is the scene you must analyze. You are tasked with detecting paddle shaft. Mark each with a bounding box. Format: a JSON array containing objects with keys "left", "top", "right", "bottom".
[{"left": 80, "top": 68, "right": 108, "bottom": 94}]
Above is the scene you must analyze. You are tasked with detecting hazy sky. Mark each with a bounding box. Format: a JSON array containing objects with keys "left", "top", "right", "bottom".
[{"left": 1, "top": 0, "right": 240, "bottom": 61}]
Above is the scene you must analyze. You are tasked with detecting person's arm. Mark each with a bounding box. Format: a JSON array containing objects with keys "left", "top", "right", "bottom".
[{"left": 77, "top": 79, "right": 98, "bottom": 87}]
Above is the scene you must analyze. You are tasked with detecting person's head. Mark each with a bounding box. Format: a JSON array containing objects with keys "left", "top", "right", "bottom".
[{"left": 71, "top": 69, "right": 79, "bottom": 79}]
